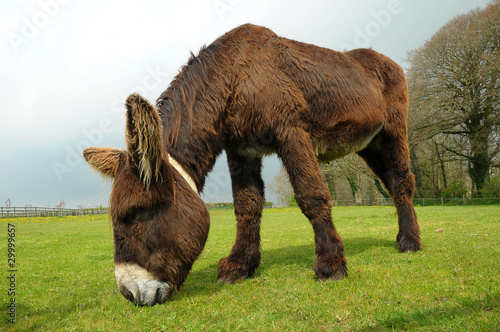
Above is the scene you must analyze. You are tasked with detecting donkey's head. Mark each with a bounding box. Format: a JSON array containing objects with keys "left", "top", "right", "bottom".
[{"left": 83, "top": 94, "right": 209, "bottom": 306}]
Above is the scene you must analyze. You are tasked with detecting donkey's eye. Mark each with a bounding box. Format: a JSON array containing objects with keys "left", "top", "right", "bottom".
[
  {"left": 135, "top": 208, "right": 155, "bottom": 221},
  {"left": 125, "top": 208, "right": 155, "bottom": 223}
]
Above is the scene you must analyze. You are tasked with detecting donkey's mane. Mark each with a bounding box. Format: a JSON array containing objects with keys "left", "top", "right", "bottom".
[{"left": 156, "top": 40, "right": 227, "bottom": 146}]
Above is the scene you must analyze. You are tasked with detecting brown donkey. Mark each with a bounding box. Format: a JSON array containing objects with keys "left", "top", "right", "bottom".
[{"left": 84, "top": 24, "right": 421, "bottom": 306}]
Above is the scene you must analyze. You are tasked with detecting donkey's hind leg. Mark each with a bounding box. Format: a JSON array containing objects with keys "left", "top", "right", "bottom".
[
  {"left": 278, "top": 129, "right": 347, "bottom": 281},
  {"left": 217, "top": 152, "right": 265, "bottom": 284},
  {"left": 357, "top": 134, "right": 421, "bottom": 252}
]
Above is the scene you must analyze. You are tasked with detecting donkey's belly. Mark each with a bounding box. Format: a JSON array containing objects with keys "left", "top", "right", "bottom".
[
  {"left": 312, "top": 123, "right": 383, "bottom": 163},
  {"left": 238, "top": 144, "right": 276, "bottom": 159}
]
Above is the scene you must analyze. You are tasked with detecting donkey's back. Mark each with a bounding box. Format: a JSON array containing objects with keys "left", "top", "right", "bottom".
[{"left": 223, "top": 24, "right": 407, "bottom": 162}]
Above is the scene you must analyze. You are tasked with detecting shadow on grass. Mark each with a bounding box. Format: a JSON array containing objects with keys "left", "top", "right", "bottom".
[
  {"left": 259, "top": 236, "right": 397, "bottom": 268},
  {"left": 261, "top": 243, "right": 316, "bottom": 268},
  {"left": 178, "top": 263, "right": 226, "bottom": 300},
  {"left": 359, "top": 293, "right": 499, "bottom": 331},
  {"left": 345, "top": 236, "right": 398, "bottom": 256},
  {"left": 181, "top": 236, "right": 400, "bottom": 299},
  {"left": 160, "top": 231, "right": 405, "bottom": 303},
  {"left": 180, "top": 244, "right": 317, "bottom": 300}
]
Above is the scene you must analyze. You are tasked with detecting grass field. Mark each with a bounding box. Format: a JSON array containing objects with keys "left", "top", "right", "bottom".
[{"left": 1, "top": 206, "right": 499, "bottom": 331}]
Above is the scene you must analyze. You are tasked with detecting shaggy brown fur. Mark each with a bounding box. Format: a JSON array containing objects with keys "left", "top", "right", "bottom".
[{"left": 84, "top": 24, "right": 421, "bottom": 304}]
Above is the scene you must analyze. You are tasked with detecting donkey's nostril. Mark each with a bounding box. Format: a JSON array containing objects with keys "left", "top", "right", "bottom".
[
  {"left": 123, "top": 289, "right": 135, "bottom": 303},
  {"left": 139, "top": 281, "right": 171, "bottom": 306},
  {"left": 119, "top": 281, "right": 140, "bottom": 304},
  {"left": 155, "top": 283, "right": 172, "bottom": 305}
]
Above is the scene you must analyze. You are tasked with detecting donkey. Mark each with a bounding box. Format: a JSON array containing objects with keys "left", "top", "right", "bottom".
[{"left": 83, "top": 24, "right": 421, "bottom": 306}]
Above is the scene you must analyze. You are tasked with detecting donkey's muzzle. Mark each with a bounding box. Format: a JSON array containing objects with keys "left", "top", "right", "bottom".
[{"left": 115, "top": 263, "right": 172, "bottom": 306}]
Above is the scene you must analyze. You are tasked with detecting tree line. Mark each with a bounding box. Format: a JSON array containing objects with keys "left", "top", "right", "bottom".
[{"left": 269, "top": 1, "right": 500, "bottom": 205}]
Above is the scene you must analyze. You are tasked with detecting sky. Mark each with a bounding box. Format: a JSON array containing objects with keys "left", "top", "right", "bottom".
[{"left": 0, "top": 0, "right": 492, "bottom": 208}]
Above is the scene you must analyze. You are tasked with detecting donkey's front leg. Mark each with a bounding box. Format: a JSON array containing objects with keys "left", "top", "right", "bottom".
[
  {"left": 217, "top": 153, "right": 265, "bottom": 284},
  {"left": 278, "top": 129, "right": 347, "bottom": 281}
]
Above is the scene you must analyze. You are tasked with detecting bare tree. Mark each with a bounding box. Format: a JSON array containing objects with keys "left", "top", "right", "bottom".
[
  {"left": 319, "top": 162, "right": 338, "bottom": 201},
  {"left": 336, "top": 155, "right": 365, "bottom": 204},
  {"left": 267, "top": 166, "right": 294, "bottom": 205},
  {"left": 319, "top": 155, "right": 390, "bottom": 204},
  {"left": 407, "top": 1, "right": 500, "bottom": 193}
]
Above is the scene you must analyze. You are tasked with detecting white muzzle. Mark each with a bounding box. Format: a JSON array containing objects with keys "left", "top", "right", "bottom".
[{"left": 114, "top": 263, "right": 172, "bottom": 306}]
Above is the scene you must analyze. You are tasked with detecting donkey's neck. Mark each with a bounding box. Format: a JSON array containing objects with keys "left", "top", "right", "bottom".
[
  {"left": 157, "top": 43, "right": 232, "bottom": 192},
  {"left": 167, "top": 154, "right": 199, "bottom": 194},
  {"left": 167, "top": 131, "right": 224, "bottom": 193}
]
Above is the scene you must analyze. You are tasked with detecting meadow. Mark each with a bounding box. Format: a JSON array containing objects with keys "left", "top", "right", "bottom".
[{"left": 1, "top": 206, "right": 498, "bottom": 331}]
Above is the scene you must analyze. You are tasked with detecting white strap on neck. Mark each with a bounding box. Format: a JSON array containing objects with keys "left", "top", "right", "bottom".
[{"left": 168, "top": 154, "right": 198, "bottom": 194}]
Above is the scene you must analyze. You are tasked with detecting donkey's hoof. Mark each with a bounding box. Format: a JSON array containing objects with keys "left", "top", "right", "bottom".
[
  {"left": 217, "top": 257, "right": 251, "bottom": 284},
  {"left": 314, "top": 257, "right": 348, "bottom": 281},
  {"left": 397, "top": 235, "right": 421, "bottom": 252},
  {"left": 217, "top": 272, "right": 247, "bottom": 284}
]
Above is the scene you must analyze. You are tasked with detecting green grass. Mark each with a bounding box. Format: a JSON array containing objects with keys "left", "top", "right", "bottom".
[{"left": 1, "top": 206, "right": 499, "bottom": 331}]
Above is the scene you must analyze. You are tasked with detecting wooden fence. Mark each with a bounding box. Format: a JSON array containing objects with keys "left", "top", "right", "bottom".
[
  {"left": 331, "top": 196, "right": 500, "bottom": 207},
  {"left": 0, "top": 206, "right": 109, "bottom": 218},
  {"left": 2, "top": 196, "right": 498, "bottom": 218}
]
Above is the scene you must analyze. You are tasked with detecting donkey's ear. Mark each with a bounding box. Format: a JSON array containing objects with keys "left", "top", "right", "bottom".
[
  {"left": 125, "top": 93, "right": 165, "bottom": 189},
  {"left": 83, "top": 147, "right": 124, "bottom": 178}
]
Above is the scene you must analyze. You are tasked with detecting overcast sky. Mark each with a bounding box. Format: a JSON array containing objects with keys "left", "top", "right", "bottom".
[{"left": 0, "top": 0, "right": 491, "bottom": 208}]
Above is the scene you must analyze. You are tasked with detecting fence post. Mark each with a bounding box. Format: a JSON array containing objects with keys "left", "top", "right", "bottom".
[{"left": 441, "top": 197, "right": 444, "bottom": 206}]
